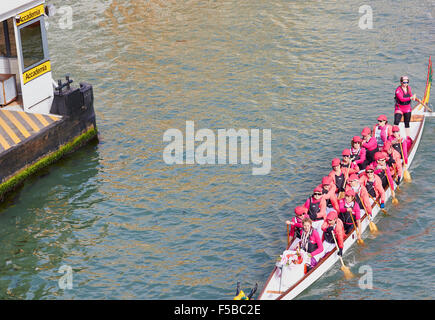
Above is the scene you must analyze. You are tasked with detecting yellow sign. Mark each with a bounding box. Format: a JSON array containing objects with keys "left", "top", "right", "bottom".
[
  {"left": 23, "top": 60, "right": 51, "bottom": 84},
  {"left": 17, "top": 4, "right": 45, "bottom": 26}
]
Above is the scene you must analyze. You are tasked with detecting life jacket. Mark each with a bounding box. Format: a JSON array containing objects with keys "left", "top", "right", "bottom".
[
  {"left": 386, "top": 154, "right": 395, "bottom": 167},
  {"left": 395, "top": 86, "right": 411, "bottom": 106},
  {"left": 353, "top": 188, "right": 364, "bottom": 210},
  {"left": 374, "top": 126, "right": 384, "bottom": 147},
  {"left": 365, "top": 180, "right": 376, "bottom": 197},
  {"left": 392, "top": 142, "right": 402, "bottom": 158},
  {"left": 294, "top": 216, "right": 303, "bottom": 238},
  {"left": 351, "top": 148, "right": 361, "bottom": 162},
  {"left": 300, "top": 228, "right": 318, "bottom": 254},
  {"left": 308, "top": 198, "right": 322, "bottom": 221},
  {"left": 377, "top": 169, "right": 388, "bottom": 189},
  {"left": 339, "top": 201, "right": 355, "bottom": 226},
  {"left": 322, "top": 189, "right": 333, "bottom": 208},
  {"left": 335, "top": 172, "right": 345, "bottom": 192},
  {"left": 324, "top": 225, "right": 336, "bottom": 244}
]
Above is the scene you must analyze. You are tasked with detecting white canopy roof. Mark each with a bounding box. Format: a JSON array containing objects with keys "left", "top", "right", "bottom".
[{"left": 0, "top": 0, "right": 44, "bottom": 23}]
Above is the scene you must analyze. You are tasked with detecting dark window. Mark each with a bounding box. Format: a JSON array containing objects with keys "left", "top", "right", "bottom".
[
  {"left": 20, "top": 20, "right": 45, "bottom": 69},
  {"left": 0, "top": 19, "right": 17, "bottom": 57}
]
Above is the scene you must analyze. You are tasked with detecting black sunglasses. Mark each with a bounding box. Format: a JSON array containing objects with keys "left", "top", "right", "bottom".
[{"left": 313, "top": 192, "right": 322, "bottom": 196}]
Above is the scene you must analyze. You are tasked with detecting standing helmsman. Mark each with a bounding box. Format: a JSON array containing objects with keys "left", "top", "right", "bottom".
[{"left": 394, "top": 76, "right": 416, "bottom": 137}]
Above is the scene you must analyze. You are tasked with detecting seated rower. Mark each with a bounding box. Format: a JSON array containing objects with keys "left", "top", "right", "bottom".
[
  {"left": 359, "top": 164, "right": 386, "bottom": 208},
  {"left": 300, "top": 217, "right": 324, "bottom": 270},
  {"left": 338, "top": 189, "right": 362, "bottom": 241},
  {"left": 303, "top": 186, "right": 327, "bottom": 238},
  {"left": 388, "top": 125, "right": 409, "bottom": 165},
  {"left": 288, "top": 206, "right": 308, "bottom": 248},
  {"left": 383, "top": 141, "right": 402, "bottom": 185},
  {"left": 361, "top": 127, "right": 379, "bottom": 165},
  {"left": 318, "top": 176, "right": 339, "bottom": 214},
  {"left": 372, "top": 152, "right": 396, "bottom": 200},
  {"left": 350, "top": 136, "right": 367, "bottom": 170},
  {"left": 328, "top": 158, "right": 357, "bottom": 195},
  {"left": 347, "top": 173, "right": 372, "bottom": 217},
  {"left": 372, "top": 115, "right": 393, "bottom": 148},
  {"left": 317, "top": 211, "right": 345, "bottom": 260},
  {"left": 341, "top": 149, "right": 359, "bottom": 172}
]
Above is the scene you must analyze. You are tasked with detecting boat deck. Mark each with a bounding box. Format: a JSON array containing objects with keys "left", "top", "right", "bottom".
[{"left": 0, "top": 109, "right": 61, "bottom": 153}]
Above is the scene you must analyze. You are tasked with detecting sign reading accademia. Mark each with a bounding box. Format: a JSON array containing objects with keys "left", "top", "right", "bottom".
[
  {"left": 23, "top": 61, "right": 51, "bottom": 84},
  {"left": 16, "top": 4, "right": 45, "bottom": 26}
]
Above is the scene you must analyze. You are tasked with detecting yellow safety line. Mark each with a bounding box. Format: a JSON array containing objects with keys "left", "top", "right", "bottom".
[
  {"left": 0, "top": 133, "right": 11, "bottom": 150},
  {"left": 0, "top": 116, "right": 21, "bottom": 144},
  {"left": 17, "top": 112, "right": 40, "bottom": 132},
  {"left": 2, "top": 110, "right": 31, "bottom": 138},
  {"left": 48, "top": 115, "right": 61, "bottom": 122},
  {"left": 33, "top": 113, "right": 50, "bottom": 127}
]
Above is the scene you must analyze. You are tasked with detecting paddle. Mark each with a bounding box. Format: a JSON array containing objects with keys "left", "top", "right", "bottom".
[
  {"left": 348, "top": 208, "right": 364, "bottom": 245},
  {"left": 416, "top": 97, "right": 433, "bottom": 112},
  {"left": 385, "top": 169, "right": 399, "bottom": 205},
  {"left": 367, "top": 192, "right": 388, "bottom": 215},
  {"left": 331, "top": 230, "right": 354, "bottom": 279},
  {"left": 357, "top": 194, "right": 379, "bottom": 233},
  {"left": 399, "top": 139, "right": 411, "bottom": 182},
  {"left": 338, "top": 162, "right": 352, "bottom": 200}
]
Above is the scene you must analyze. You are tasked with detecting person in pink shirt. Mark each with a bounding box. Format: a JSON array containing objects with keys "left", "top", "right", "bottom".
[
  {"left": 288, "top": 206, "right": 308, "bottom": 247},
  {"left": 299, "top": 217, "right": 324, "bottom": 270},
  {"left": 317, "top": 176, "right": 339, "bottom": 213},
  {"left": 361, "top": 127, "right": 379, "bottom": 165},
  {"left": 338, "top": 189, "right": 361, "bottom": 240},
  {"left": 350, "top": 135, "right": 367, "bottom": 170},
  {"left": 383, "top": 141, "right": 403, "bottom": 185},
  {"left": 359, "top": 164, "right": 386, "bottom": 208},
  {"left": 341, "top": 149, "right": 359, "bottom": 172},
  {"left": 372, "top": 115, "right": 393, "bottom": 148},
  {"left": 347, "top": 173, "right": 372, "bottom": 217},
  {"left": 328, "top": 158, "right": 358, "bottom": 194},
  {"left": 394, "top": 75, "right": 416, "bottom": 137},
  {"left": 371, "top": 152, "right": 396, "bottom": 200},
  {"left": 304, "top": 186, "right": 326, "bottom": 238},
  {"left": 388, "top": 125, "right": 409, "bottom": 165},
  {"left": 318, "top": 211, "right": 345, "bottom": 259}
]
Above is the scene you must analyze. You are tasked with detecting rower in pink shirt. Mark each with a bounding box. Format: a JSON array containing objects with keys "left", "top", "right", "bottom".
[
  {"left": 371, "top": 152, "right": 396, "bottom": 200},
  {"left": 299, "top": 217, "right": 324, "bottom": 269},
  {"left": 388, "top": 125, "right": 409, "bottom": 165},
  {"left": 328, "top": 158, "right": 358, "bottom": 194},
  {"left": 347, "top": 173, "right": 372, "bottom": 217},
  {"left": 304, "top": 186, "right": 327, "bottom": 238},
  {"left": 383, "top": 141, "right": 403, "bottom": 185},
  {"left": 350, "top": 136, "right": 367, "bottom": 170},
  {"left": 372, "top": 115, "right": 393, "bottom": 148},
  {"left": 288, "top": 206, "right": 309, "bottom": 247},
  {"left": 359, "top": 164, "right": 386, "bottom": 208},
  {"left": 317, "top": 176, "right": 339, "bottom": 213},
  {"left": 361, "top": 127, "right": 379, "bottom": 165},
  {"left": 341, "top": 149, "right": 359, "bottom": 172},
  {"left": 338, "top": 189, "right": 362, "bottom": 241}
]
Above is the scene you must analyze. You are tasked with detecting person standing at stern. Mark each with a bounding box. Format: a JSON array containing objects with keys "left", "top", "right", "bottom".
[{"left": 394, "top": 76, "right": 416, "bottom": 137}]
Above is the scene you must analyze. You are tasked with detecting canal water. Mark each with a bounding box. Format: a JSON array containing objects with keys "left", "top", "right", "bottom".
[{"left": 0, "top": 0, "right": 433, "bottom": 299}]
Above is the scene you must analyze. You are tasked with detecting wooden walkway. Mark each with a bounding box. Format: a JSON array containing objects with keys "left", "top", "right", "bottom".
[{"left": 0, "top": 109, "right": 61, "bottom": 152}]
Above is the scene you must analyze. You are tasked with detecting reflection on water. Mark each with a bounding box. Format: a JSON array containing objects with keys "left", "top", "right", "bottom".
[{"left": 0, "top": 0, "right": 433, "bottom": 299}]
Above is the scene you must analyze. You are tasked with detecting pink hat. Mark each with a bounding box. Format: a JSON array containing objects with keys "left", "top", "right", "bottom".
[
  {"left": 361, "top": 127, "right": 371, "bottom": 136},
  {"left": 327, "top": 211, "right": 338, "bottom": 221},
  {"left": 352, "top": 136, "right": 362, "bottom": 143},
  {"left": 342, "top": 149, "right": 351, "bottom": 156},
  {"left": 322, "top": 176, "right": 332, "bottom": 185},
  {"left": 313, "top": 186, "right": 323, "bottom": 194},
  {"left": 331, "top": 158, "right": 341, "bottom": 167},
  {"left": 366, "top": 164, "right": 375, "bottom": 171},
  {"left": 377, "top": 115, "right": 388, "bottom": 122},
  {"left": 374, "top": 152, "right": 385, "bottom": 161},
  {"left": 392, "top": 125, "right": 400, "bottom": 132},
  {"left": 295, "top": 206, "right": 308, "bottom": 216},
  {"left": 345, "top": 189, "right": 355, "bottom": 197}
]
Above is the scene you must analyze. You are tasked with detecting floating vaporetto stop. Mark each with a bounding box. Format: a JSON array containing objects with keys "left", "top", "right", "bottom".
[{"left": 0, "top": 0, "right": 97, "bottom": 200}]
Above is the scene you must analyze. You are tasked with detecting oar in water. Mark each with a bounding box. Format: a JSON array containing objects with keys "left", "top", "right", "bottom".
[
  {"left": 331, "top": 230, "right": 354, "bottom": 279},
  {"left": 367, "top": 193, "right": 388, "bottom": 215},
  {"left": 385, "top": 169, "right": 399, "bottom": 205},
  {"left": 348, "top": 210, "right": 364, "bottom": 245},
  {"left": 399, "top": 139, "right": 411, "bottom": 182},
  {"left": 357, "top": 194, "right": 379, "bottom": 233}
]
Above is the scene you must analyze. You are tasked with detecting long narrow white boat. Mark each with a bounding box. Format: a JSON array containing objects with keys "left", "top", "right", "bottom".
[{"left": 258, "top": 57, "right": 433, "bottom": 300}]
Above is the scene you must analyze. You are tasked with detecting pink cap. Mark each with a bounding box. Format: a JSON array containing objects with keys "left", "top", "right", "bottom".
[
  {"left": 377, "top": 114, "right": 387, "bottom": 122},
  {"left": 366, "top": 164, "right": 375, "bottom": 171},
  {"left": 313, "top": 186, "right": 323, "bottom": 194},
  {"left": 345, "top": 189, "right": 355, "bottom": 197},
  {"left": 322, "top": 176, "right": 332, "bottom": 185},
  {"left": 374, "top": 152, "right": 385, "bottom": 161},
  {"left": 342, "top": 149, "right": 351, "bottom": 156},
  {"left": 331, "top": 158, "right": 341, "bottom": 167},
  {"left": 352, "top": 136, "right": 362, "bottom": 143},
  {"left": 361, "top": 127, "right": 371, "bottom": 136},
  {"left": 327, "top": 211, "right": 338, "bottom": 221},
  {"left": 349, "top": 174, "right": 359, "bottom": 181},
  {"left": 295, "top": 206, "right": 308, "bottom": 216},
  {"left": 392, "top": 125, "right": 400, "bottom": 132}
]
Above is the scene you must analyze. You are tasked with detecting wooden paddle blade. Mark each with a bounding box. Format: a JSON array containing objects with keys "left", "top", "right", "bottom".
[
  {"left": 357, "top": 239, "right": 365, "bottom": 246},
  {"left": 392, "top": 197, "right": 399, "bottom": 205},
  {"left": 338, "top": 192, "right": 345, "bottom": 200},
  {"left": 341, "top": 265, "right": 354, "bottom": 279},
  {"left": 369, "top": 221, "right": 379, "bottom": 233},
  {"left": 404, "top": 170, "right": 412, "bottom": 182}
]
